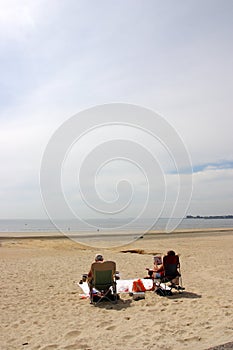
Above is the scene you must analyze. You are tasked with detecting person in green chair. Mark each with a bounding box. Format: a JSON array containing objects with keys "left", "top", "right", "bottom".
[{"left": 87, "top": 254, "right": 104, "bottom": 282}]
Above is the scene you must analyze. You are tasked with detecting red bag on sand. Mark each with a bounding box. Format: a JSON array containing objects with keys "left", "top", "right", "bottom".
[{"left": 132, "top": 279, "right": 146, "bottom": 292}]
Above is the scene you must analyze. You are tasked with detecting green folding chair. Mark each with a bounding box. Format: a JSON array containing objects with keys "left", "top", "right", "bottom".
[{"left": 89, "top": 261, "right": 118, "bottom": 305}]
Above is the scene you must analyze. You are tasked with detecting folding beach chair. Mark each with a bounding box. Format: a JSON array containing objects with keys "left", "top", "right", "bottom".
[
  {"left": 89, "top": 261, "right": 118, "bottom": 305},
  {"left": 155, "top": 254, "right": 184, "bottom": 295}
]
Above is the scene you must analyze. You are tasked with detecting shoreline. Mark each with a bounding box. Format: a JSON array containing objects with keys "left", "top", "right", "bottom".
[{"left": 0, "top": 227, "right": 232, "bottom": 242}]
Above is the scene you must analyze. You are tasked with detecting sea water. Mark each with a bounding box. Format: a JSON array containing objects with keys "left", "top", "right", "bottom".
[{"left": 0, "top": 218, "right": 233, "bottom": 234}]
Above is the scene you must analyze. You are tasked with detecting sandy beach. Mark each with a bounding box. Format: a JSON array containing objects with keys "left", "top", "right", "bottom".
[{"left": 1, "top": 229, "right": 233, "bottom": 350}]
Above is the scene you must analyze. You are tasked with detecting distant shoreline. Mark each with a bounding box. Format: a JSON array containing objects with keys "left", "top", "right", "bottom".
[{"left": 186, "top": 215, "right": 233, "bottom": 219}]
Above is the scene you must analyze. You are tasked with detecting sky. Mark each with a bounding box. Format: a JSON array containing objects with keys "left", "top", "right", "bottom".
[{"left": 0, "top": 0, "right": 233, "bottom": 220}]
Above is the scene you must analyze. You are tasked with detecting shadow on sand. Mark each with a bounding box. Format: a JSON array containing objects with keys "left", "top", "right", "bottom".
[
  {"left": 91, "top": 297, "right": 132, "bottom": 310},
  {"left": 170, "top": 291, "right": 202, "bottom": 299}
]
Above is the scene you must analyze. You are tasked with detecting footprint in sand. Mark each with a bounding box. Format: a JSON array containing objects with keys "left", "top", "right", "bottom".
[
  {"left": 41, "top": 344, "right": 59, "bottom": 350},
  {"left": 64, "top": 330, "right": 81, "bottom": 339},
  {"left": 105, "top": 325, "right": 116, "bottom": 331},
  {"left": 121, "top": 334, "right": 135, "bottom": 341},
  {"left": 98, "top": 320, "right": 112, "bottom": 327},
  {"left": 64, "top": 343, "right": 91, "bottom": 350},
  {"left": 179, "top": 335, "right": 202, "bottom": 342},
  {"left": 63, "top": 344, "right": 79, "bottom": 350}
]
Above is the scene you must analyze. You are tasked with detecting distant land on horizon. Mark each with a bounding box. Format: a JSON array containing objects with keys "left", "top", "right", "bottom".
[{"left": 186, "top": 215, "right": 233, "bottom": 219}]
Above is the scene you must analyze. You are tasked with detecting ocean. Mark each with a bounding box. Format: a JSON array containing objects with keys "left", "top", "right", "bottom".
[{"left": 0, "top": 218, "right": 233, "bottom": 234}]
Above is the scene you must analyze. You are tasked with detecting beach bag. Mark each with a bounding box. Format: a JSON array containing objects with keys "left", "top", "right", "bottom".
[
  {"left": 155, "top": 287, "right": 173, "bottom": 297},
  {"left": 132, "top": 279, "right": 146, "bottom": 292}
]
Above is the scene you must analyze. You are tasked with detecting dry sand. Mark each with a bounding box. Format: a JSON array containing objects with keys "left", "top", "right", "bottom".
[{"left": 0, "top": 229, "right": 233, "bottom": 350}]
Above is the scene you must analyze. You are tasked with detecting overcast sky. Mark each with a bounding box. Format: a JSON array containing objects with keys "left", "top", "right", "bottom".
[{"left": 0, "top": 0, "right": 233, "bottom": 220}]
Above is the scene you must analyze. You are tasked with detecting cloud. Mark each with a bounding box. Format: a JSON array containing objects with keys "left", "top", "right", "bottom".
[
  {"left": 192, "top": 161, "right": 233, "bottom": 173},
  {"left": 189, "top": 167, "right": 233, "bottom": 215},
  {"left": 0, "top": 1, "right": 36, "bottom": 41},
  {"left": 0, "top": 0, "right": 233, "bottom": 218}
]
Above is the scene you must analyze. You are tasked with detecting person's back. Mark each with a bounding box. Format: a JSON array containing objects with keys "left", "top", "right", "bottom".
[
  {"left": 88, "top": 254, "right": 104, "bottom": 282},
  {"left": 163, "top": 250, "right": 180, "bottom": 282}
]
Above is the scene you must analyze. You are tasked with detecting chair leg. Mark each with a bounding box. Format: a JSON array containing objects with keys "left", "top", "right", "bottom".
[
  {"left": 89, "top": 286, "right": 94, "bottom": 304},
  {"left": 112, "top": 281, "right": 118, "bottom": 303}
]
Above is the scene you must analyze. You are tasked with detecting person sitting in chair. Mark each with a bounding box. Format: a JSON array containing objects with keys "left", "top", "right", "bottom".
[
  {"left": 87, "top": 255, "right": 118, "bottom": 304},
  {"left": 146, "top": 254, "right": 164, "bottom": 278},
  {"left": 147, "top": 250, "right": 184, "bottom": 292},
  {"left": 162, "top": 250, "right": 180, "bottom": 285},
  {"left": 88, "top": 254, "right": 104, "bottom": 282},
  {"left": 146, "top": 250, "right": 179, "bottom": 280}
]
